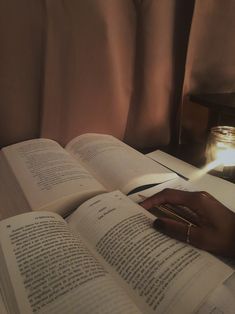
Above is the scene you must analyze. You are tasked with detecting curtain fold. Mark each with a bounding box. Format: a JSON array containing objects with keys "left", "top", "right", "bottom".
[
  {"left": 1, "top": 0, "right": 235, "bottom": 149},
  {"left": 0, "top": 0, "right": 45, "bottom": 147},
  {"left": 182, "top": 0, "right": 235, "bottom": 142},
  {"left": 41, "top": 0, "right": 137, "bottom": 146}
]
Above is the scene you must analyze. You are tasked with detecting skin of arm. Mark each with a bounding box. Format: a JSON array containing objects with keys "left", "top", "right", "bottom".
[{"left": 140, "top": 189, "right": 235, "bottom": 257}]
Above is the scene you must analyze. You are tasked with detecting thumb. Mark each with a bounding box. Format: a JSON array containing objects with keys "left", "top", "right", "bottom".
[{"left": 153, "top": 218, "right": 200, "bottom": 247}]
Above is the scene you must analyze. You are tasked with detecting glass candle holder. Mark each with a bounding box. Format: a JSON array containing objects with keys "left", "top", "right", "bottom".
[{"left": 206, "top": 126, "right": 235, "bottom": 180}]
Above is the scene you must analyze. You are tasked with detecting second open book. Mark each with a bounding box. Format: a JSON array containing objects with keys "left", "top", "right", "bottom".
[{"left": 1, "top": 133, "right": 177, "bottom": 217}]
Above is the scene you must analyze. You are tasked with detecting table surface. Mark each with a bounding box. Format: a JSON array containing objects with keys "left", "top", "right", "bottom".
[{"left": 190, "top": 92, "right": 235, "bottom": 113}]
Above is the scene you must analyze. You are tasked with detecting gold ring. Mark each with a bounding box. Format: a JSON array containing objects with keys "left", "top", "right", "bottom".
[{"left": 186, "top": 223, "right": 193, "bottom": 244}]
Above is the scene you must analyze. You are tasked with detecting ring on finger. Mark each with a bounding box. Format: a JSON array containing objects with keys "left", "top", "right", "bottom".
[{"left": 186, "top": 223, "right": 193, "bottom": 244}]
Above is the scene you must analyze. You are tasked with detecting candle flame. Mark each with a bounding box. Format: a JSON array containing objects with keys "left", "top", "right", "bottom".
[{"left": 190, "top": 147, "right": 235, "bottom": 182}]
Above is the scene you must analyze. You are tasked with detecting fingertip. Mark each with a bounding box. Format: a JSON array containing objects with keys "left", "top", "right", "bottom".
[{"left": 153, "top": 219, "right": 166, "bottom": 231}]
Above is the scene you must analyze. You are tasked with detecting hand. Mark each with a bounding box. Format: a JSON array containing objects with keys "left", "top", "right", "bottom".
[{"left": 140, "top": 189, "right": 235, "bottom": 257}]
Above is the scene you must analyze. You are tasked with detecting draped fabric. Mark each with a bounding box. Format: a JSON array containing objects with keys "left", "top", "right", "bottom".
[
  {"left": 182, "top": 0, "right": 235, "bottom": 142},
  {"left": 1, "top": 0, "right": 235, "bottom": 149}
]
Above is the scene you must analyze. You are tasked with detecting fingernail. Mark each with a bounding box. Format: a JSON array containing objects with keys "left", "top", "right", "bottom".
[{"left": 153, "top": 219, "right": 165, "bottom": 231}]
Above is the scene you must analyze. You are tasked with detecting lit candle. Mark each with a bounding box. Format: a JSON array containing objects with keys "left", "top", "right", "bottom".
[{"left": 206, "top": 126, "right": 235, "bottom": 179}]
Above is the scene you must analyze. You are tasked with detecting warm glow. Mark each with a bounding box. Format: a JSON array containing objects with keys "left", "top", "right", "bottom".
[
  {"left": 206, "top": 126, "right": 235, "bottom": 167},
  {"left": 215, "top": 147, "right": 235, "bottom": 166},
  {"left": 190, "top": 159, "right": 223, "bottom": 181},
  {"left": 190, "top": 126, "right": 235, "bottom": 182},
  {"left": 190, "top": 146, "right": 235, "bottom": 182}
]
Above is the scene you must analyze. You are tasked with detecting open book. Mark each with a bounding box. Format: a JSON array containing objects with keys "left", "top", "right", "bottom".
[
  {"left": 0, "top": 133, "right": 177, "bottom": 217},
  {"left": 0, "top": 191, "right": 233, "bottom": 314}
]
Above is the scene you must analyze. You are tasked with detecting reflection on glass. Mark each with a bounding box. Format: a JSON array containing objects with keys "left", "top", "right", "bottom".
[{"left": 206, "top": 126, "right": 235, "bottom": 180}]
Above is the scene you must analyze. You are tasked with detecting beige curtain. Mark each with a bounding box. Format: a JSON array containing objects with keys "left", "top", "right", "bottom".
[
  {"left": 1, "top": 0, "right": 235, "bottom": 149},
  {"left": 182, "top": 0, "right": 235, "bottom": 142}
]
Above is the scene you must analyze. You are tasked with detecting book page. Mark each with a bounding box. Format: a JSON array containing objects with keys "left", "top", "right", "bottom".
[
  {"left": 0, "top": 153, "right": 31, "bottom": 220},
  {"left": 147, "top": 150, "right": 235, "bottom": 211},
  {"left": 129, "top": 177, "right": 189, "bottom": 204},
  {"left": 0, "top": 290, "right": 8, "bottom": 314},
  {"left": 129, "top": 173, "right": 235, "bottom": 213},
  {"left": 196, "top": 277, "right": 235, "bottom": 314},
  {"left": 2, "top": 139, "right": 106, "bottom": 216},
  {"left": 66, "top": 133, "right": 178, "bottom": 194},
  {"left": 0, "top": 212, "right": 141, "bottom": 314},
  {"left": 68, "top": 191, "right": 233, "bottom": 314},
  {"left": 147, "top": 150, "right": 198, "bottom": 179}
]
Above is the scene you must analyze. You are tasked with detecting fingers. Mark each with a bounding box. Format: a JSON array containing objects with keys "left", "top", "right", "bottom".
[
  {"left": 147, "top": 190, "right": 235, "bottom": 257},
  {"left": 153, "top": 217, "right": 235, "bottom": 257},
  {"left": 141, "top": 188, "right": 227, "bottom": 219},
  {"left": 153, "top": 218, "right": 202, "bottom": 248},
  {"left": 141, "top": 189, "right": 201, "bottom": 211}
]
